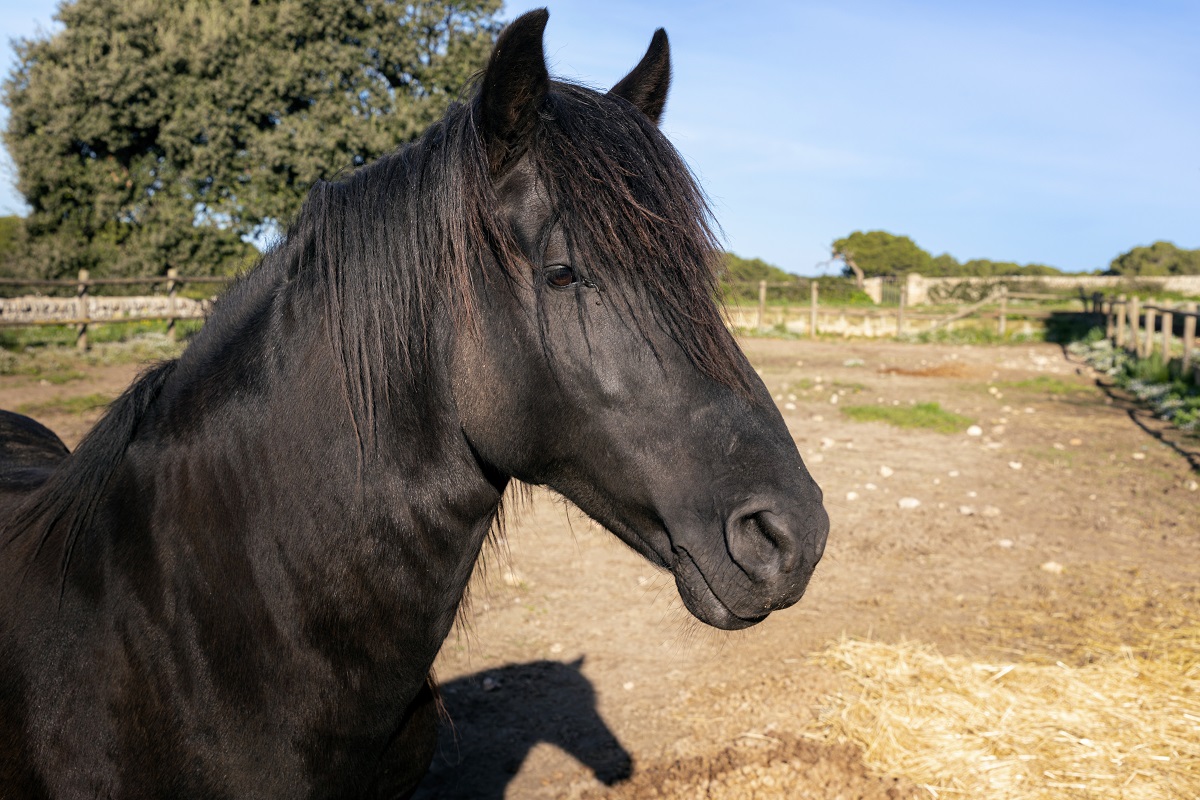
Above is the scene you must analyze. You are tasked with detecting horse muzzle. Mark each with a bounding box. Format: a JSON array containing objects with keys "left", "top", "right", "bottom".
[{"left": 669, "top": 496, "right": 829, "bottom": 630}]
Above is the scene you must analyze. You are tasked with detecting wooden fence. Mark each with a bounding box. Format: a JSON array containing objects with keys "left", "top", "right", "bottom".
[
  {"left": 1104, "top": 294, "right": 1199, "bottom": 381},
  {"left": 727, "top": 281, "right": 1097, "bottom": 338},
  {"left": 0, "top": 269, "right": 232, "bottom": 350}
]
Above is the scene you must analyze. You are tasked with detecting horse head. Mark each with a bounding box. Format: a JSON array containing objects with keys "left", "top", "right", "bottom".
[{"left": 450, "top": 10, "right": 829, "bottom": 631}]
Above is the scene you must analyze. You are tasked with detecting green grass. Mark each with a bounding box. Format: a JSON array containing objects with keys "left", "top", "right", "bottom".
[
  {"left": 996, "top": 376, "right": 1093, "bottom": 396},
  {"left": 17, "top": 393, "right": 115, "bottom": 417},
  {"left": 841, "top": 401, "right": 975, "bottom": 434}
]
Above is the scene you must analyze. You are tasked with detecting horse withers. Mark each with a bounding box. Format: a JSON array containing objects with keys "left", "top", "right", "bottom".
[{"left": 0, "top": 9, "right": 827, "bottom": 798}]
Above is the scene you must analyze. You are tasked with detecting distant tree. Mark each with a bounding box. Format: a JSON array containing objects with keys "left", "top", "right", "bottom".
[
  {"left": 721, "top": 252, "right": 795, "bottom": 283},
  {"left": 1107, "top": 241, "right": 1200, "bottom": 276},
  {"left": 928, "top": 252, "right": 961, "bottom": 276},
  {"left": 832, "top": 231, "right": 933, "bottom": 278},
  {"left": 2, "top": 0, "right": 503, "bottom": 279},
  {"left": 0, "top": 215, "right": 20, "bottom": 261}
]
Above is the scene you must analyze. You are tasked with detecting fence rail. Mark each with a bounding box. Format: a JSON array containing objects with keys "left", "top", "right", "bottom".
[
  {"left": 0, "top": 269, "right": 234, "bottom": 350},
  {"left": 726, "top": 281, "right": 1080, "bottom": 338}
]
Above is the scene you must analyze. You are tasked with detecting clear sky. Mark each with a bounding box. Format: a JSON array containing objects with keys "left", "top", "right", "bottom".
[{"left": 2, "top": 1, "right": 1197, "bottom": 274}]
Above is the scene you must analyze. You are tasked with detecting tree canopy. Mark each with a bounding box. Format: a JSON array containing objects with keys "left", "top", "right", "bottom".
[
  {"left": 721, "top": 252, "right": 796, "bottom": 283},
  {"left": 2, "top": 0, "right": 502, "bottom": 279},
  {"left": 1106, "top": 241, "right": 1200, "bottom": 276},
  {"left": 832, "top": 230, "right": 1064, "bottom": 278}
]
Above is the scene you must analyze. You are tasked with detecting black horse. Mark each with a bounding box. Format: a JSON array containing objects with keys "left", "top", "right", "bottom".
[{"left": 0, "top": 10, "right": 828, "bottom": 798}]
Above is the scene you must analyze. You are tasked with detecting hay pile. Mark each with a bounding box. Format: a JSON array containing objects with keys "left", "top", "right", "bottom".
[{"left": 809, "top": 637, "right": 1200, "bottom": 799}]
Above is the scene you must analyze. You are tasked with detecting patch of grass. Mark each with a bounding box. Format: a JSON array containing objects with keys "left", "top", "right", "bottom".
[
  {"left": 996, "top": 376, "right": 1092, "bottom": 396},
  {"left": 16, "top": 393, "right": 115, "bottom": 417},
  {"left": 841, "top": 401, "right": 974, "bottom": 434}
]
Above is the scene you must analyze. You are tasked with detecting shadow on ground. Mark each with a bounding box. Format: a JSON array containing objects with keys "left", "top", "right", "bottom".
[{"left": 414, "top": 658, "right": 632, "bottom": 799}]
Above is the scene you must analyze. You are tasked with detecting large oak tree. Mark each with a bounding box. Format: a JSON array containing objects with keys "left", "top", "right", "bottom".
[{"left": 2, "top": 0, "right": 502, "bottom": 278}]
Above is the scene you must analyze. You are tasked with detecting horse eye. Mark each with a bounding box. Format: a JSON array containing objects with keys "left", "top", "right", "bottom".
[{"left": 545, "top": 265, "right": 578, "bottom": 288}]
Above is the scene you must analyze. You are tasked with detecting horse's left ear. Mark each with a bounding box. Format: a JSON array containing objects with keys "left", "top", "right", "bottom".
[
  {"left": 478, "top": 9, "right": 551, "bottom": 175},
  {"left": 608, "top": 29, "right": 671, "bottom": 125}
]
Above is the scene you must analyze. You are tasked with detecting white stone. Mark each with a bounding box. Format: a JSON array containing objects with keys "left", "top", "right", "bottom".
[
  {"left": 879, "top": 465, "right": 894, "bottom": 478},
  {"left": 1008, "top": 461, "right": 1022, "bottom": 470},
  {"left": 897, "top": 497, "right": 921, "bottom": 509},
  {"left": 1040, "top": 561, "right": 1064, "bottom": 575},
  {"left": 967, "top": 425, "right": 983, "bottom": 437},
  {"left": 845, "top": 491, "right": 859, "bottom": 501}
]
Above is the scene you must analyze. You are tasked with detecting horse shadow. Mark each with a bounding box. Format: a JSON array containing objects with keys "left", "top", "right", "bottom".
[{"left": 413, "top": 657, "right": 632, "bottom": 799}]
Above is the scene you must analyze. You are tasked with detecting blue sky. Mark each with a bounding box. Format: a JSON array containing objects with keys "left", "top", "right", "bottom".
[{"left": 2, "top": 1, "right": 1197, "bottom": 274}]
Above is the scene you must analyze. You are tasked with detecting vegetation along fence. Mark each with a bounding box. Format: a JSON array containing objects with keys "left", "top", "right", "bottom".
[
  {"left": 1104, "top": 294, "right": 1199, "bottom": 382},
  {"left": 0, "top": 270, "right": 232, "bottom": 350}
]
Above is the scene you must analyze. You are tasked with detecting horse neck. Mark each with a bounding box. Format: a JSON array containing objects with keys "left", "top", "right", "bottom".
[{"left": 85, "top": 275, "right": 504, "bottom": 687}]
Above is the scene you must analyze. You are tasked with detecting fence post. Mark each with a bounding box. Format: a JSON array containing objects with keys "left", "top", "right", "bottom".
[
  {"left": 1104, "top": 296, "right": 1114, "bottom": 340},
  {"left": 756, "top": 280, "right": 766, "bottom": 331},
  {"left": 1129, "top": 296, "right": 1140, "bottom": 355},
  {"left": 809, "top": 280, "right": 818, "bottom": 339},
  {"left": 896, "top": 285, "right": 907, "bottom": 336},
  {"left": 166, "top": 268, "right": 179, "bottom": 342},
  {"left": 1143, "top": 306, "right": 1157, "bottom": 359},
  {"left": 1115, "top": 294, "right": 1126, "bottom": 347},
  {"left": 1161, "top": 305, "right": 1174, "bottom": 368},
  {"left": 1181, "top": 301, "right": 1196, "bottom": 377},
  {"left": 76, "top": 269, "right": 90, "bottom": 351},
  {"left": 1092, "top": 291, "right": 1102, "bottom": 315},
  {"left": 997, "top": 285, "right": 1008, "bottom": 337}
]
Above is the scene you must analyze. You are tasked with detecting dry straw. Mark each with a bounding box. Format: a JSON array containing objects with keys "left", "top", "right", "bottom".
[{"left": 809, "top": 634, "right": 1200, "bottom": 799}]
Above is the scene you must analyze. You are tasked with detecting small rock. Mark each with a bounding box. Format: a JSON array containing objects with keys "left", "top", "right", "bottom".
[
  {"left": 879, "top": 465, "right": 894, "bottom": 478},
  {"left": 1008, "top": 461, "right": 1022, "bottom": 470},
  {"left": 1069, "top": 438, "right": 1082, "bottom": 446},
  {"left": 784, "top": 402, "right": 796, "bottom": 410},
  {"left": 843, "top": 358, "right": 864, "bottom": 367},
  {"left": 809, "top": 453, "right": 825, "bottom": 463},
  {"left": 1131, "top": 452, "right": 1145, "bottom": 460},
  {"left": 623, "top": 682, "right": 635, "bottom": 691},
  {"left": 482, "top": 677, "right": 501, "bottom": 692},
  {"left": 897, "top": 497, "right": 921, "bottom": 509},
  {"left": 967, "top": 425, "right": 983, "bottom": 437},
  {"left": 502, "top": 569, "right": 524, "bottom": 587},
  {"left": 932, "top": 478, "right": 941, "bottom": 485},
  {"left": 948, "top": 470, "right": 960, "bottom": 478},
  {"left": 1187, "top": 480, "right": 1199, "bottom": 492},
  {"left": 967, "top": 491, "right": 978, "bottom": 498},
  {"left": 829, "top": 394, "right": 839, "bottom": 405},
  {"left": 1052, "top": 442, "right": 1065, "bottom": 450},
  {"left": 820, "top": 437, "right": 836, "bottom": 449},
  {"left": 845, "top": 491, "right": 859, "bottom": 501},
  {"left": 550, "top": 643, "right": 564, "bottom": 654},
  {"left": 865, "top": 483, "right": 878, "bottom": 491},
  {"left": 1024, "top": 407, "right": 1035, "bottom": 414},
  {"left": 1040, "top": 561, "right": 1064, "bottom": 575},
  {"left": 991, "top": 425, "right": 1006, "bottom": 435},
  {"left": 997, "top": 538, "right": 1014, "bottom": 548},
  {"left": 787, "top": 394, "right": 797, "bottom": 401},
  {"left": 958, "top": 505, "right": 975, "bottom": 516},
  {"left": 981, "top": 506, "right": 1001, "bottom": 517},
  {"left": 810, "top": 414, "right": 824, "bottom": 422}
]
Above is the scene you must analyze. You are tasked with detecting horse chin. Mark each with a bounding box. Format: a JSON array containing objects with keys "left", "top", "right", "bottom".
[{"left": 671, "top": 553, "right": 769, "bottom": 631}]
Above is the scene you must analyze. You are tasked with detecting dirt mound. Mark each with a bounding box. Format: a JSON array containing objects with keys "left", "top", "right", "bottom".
[{"left": 581, "top": 735, "right": 916, "bottom": 800}]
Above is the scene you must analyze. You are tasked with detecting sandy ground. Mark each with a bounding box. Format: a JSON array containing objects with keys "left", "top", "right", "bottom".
[{"left": 3, "top": 337, "right": 1197, "bottom": 798}]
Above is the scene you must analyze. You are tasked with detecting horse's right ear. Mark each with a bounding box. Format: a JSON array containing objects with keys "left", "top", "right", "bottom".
[{"left": 478, "top": 9, "right": 551, "bottom": 176}]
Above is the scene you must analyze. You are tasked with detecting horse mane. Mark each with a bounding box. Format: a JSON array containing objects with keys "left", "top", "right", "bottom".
[
  {"left": 5, "top": 361, "right": 176, "bottom": 589},
  {"left": 263, "top": 77, "right": 745, "bottom": 452},
  {"left": 3, "top": 75, "right": 744, "bottom": 583}
]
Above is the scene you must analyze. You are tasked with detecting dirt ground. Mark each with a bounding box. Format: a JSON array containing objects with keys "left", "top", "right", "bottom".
[{"left": 3, "top": 337, "right": 1197, "bottom": 798}]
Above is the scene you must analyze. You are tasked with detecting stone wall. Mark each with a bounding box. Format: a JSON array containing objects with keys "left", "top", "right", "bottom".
[{"left": 904, "top": 273, "right": 1200, "bottom": 305}]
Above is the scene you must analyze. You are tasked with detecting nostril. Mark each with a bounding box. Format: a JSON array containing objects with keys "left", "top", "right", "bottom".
[{"left": 726, "top": 510, "right": 799, "bottom": 582}]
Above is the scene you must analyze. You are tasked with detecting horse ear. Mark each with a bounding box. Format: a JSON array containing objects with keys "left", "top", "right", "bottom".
[
  {"left": 478, "top": 9, "right": 551, "bottom": 175},
  {"left": 608, "top": 29, "right": 671, "bottom": 125}
]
